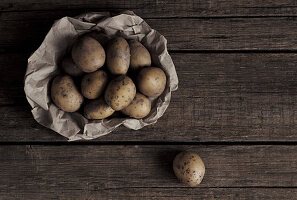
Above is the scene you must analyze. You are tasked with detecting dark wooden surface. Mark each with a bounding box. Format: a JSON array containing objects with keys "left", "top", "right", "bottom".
[
  {"left": 1, "top": 1, "right": 297, "bottom": 199},
  {"left": 4, "top": 13, "right": 297, "bottom": 53},
  {"left": 2, "top": 53, "right": 297, "bottom": 142},
  {"left": 1, "top": 145, "right": 297, "bottom": 199}
]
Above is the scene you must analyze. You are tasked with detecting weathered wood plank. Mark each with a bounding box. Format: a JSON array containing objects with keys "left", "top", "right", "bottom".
[
  {"left": 2, "top": 0, "right": 297, "bottom": 17},
  {"left": 0, "top": 53, "right": 28, "bottom": 105},
  {"left": 2, "top": 53, "right": 297, "bottom": 142},
  {"left": 0, "top": 145, "right": 296, "bottom": 198},
  {"left": 4, "top": 52, "right": 297, "bottom": 105},
  {"left": 2, "top": 12, "right": 297, "bottom": 52},
  {"left": 2, "top": 188, "right": 297, "bottom": 200}
]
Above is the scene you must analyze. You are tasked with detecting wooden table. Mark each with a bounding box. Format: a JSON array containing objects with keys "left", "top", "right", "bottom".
[{"left": 1, "top": 1, "right": 297, "bottom": 199}]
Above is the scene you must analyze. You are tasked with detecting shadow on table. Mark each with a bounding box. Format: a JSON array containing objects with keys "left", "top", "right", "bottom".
[{"left": 156, "top": 148, "right": 182, "bottom": 181}]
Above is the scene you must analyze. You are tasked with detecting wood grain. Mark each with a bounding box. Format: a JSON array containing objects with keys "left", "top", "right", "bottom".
[
  {"left": 2, "top": 53, "right": 297, "bottom": 142},
  {"left": 0, "top": 145, "right": 296, "bottom": 199},
  {"left": 2, "top": 188, "right": 297, "bottom": 200},
  {"left": 2, "top": 0, "right": 297, "bottom": 17},
  {"left": 1, "top": 1, "right": 296, "bottom": 198},
  {"left": 2, "top": 12, "right": 297, "bottom": 52}
]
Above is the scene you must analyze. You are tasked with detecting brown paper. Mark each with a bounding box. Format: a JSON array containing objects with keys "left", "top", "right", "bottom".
[{"left": 24, "top": 11, "right": 178, "bottom": 141}]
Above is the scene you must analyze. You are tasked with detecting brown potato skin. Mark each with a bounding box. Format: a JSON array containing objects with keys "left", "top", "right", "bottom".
[
  {"left": 84, "top": 98, "right": 115, "bottom": 120},
  {"left": 104, "top": 75, "right": 136, "bottom": 111},
  {"left": 61, "top": 56, "right": 84, "bottom": 77},
  {"left": 173, "top": 152, "right": 205, "bottom": 187},
  {"left": 51, "top": 75, "right": 83, "bottom": 112},
  {"left": 81, "top": 70, "right": 108, "bottom": 99},
  {"left": 137, "top": 67, "right": 166, "bottom": 97},
  {"left": 122, "top": 93, "right": 151, "bottom": 119},
  {"left": 72, "top": 36, "right": 106, "bottom": 73},
  {"left": 106, "top": 37, "right": 130, "bottom": 75},
  {"left": 129, "top": 40, "right": 151, "bottom": 70}
]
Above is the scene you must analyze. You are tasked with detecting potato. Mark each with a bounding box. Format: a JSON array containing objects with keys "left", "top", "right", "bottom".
[
  {"left": 51, "top": 75, "right": 83, "bottom": 112},
  {"left": 104, "top": 75, "right": 136, "bottom": 111},
  {"left": 72, "top": 36, "right": 106, "bottom": 73},
  {"left": 84, "top": 98, "right": 115, "bottom": 120},
  {"left": 122, "top": 93, "right": 151, "bottom": 119},
  {"left": 173, "top": 151, "right": 205, "bottom": 187},
  {"left": 81, "top": 70, "right": 108, "bottom": 99},
  {"left": 61, "top": 56, "right": 84, "bottom": 77},
  {"left": 106, "top": 37, "right": 130, "bottom": 75},
  {"left": 129, "top": 40, "right": 151, "bottom": 70},
  {"left": 137, "top": 67, "right": 166, "bottom": 97},
  {"left": 86, "top": 32, "right": 110, "bottom": 48}
]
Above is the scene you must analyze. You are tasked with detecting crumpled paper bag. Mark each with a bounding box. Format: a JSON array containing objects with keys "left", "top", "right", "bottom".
[{"left": 24, "top": 11, "right": 178, "bottom": 141}]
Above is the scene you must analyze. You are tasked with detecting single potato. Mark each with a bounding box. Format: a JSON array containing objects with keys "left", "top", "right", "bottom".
[
  {"left": 104, "top": 75, "right": 136, "bottom": 111},
  {"left": 137, "top": 67, "right": 166, "bottom": 97},
  {"left": 72, "top": 36, "right": 106, "bottom": 73},
  {"left": 106, "top": 37, "right": 130, "bottom": 75},
  {"left": 81, "top": 70, "right": 108, "bottom": 99},
  {"left": 84, "top": 98, "right": 115, "bottom": 120},
  {"left": 129, "top": 40, "right": 151, "bottom": 70},
  {"left": 173, "top": 151, "right": 205, "bottom": 187},
  {"left": 61, "top": 56, "right": 84, "bottom": 77},
  {"left": 51, "top": 75, "right": 83, "bottom": 112},
  {"left": 122, "top": 93, "right": 151, "bottom": 119}
]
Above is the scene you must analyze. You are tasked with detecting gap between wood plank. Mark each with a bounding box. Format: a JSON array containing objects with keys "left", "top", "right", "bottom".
[
  {"left": 2, "top": 141, "right": 297, "bottom": 145},
  {"left": 11, "top": 186, "right": 294, "bottom": 190},
  {"left": 3, "top": 9, "right": 297, "bottom": 19},
  {"left": 170, "top": 50, "right": 297, "bottom": 54},
  {"left": 51, "top": 186, "right": 297, "bottom": 189},
  {"left": 4, "top": 49, "right": 297, "bottom": 55}
]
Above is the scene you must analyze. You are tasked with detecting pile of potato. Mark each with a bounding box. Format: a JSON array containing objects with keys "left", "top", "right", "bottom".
[{"left": 51, "top": 33, "right": 167, "bottom": 120}]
